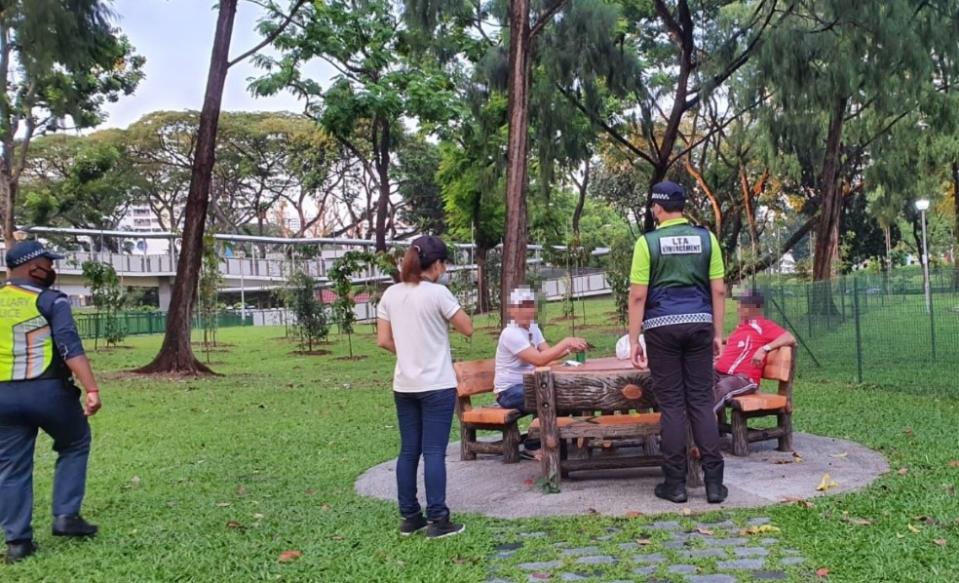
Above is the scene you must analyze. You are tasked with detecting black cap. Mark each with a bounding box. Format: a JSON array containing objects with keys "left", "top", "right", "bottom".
[
  {"left": 5, "top": 240, "right": 64, "bottom": 268},
  {"left": 649, "top": 181, "right": 686, "bottom": 205},
  {"left": 411, "top": 235, "right": 450, "bottom": 268}
]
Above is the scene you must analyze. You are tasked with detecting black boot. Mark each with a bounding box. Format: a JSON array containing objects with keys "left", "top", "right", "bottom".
[
  {"left": 654, "top": 466, "right": 688, "bottom": 503},
  {"left": 52, "top": 515, "right": 98, "bottom": 538},
  {"left": 5, "top": 540, "right": 37, "bottom": 564},
  {"left": 704, "top": 464, "right": 728, "bottom": 504}
]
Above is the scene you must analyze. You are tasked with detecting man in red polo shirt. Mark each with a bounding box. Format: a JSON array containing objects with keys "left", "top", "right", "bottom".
[{"left": 714, "top": 291, "right": 796, "bottom": 411}]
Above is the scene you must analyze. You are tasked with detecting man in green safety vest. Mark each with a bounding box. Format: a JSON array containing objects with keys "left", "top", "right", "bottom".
[
  {"left": 628, "top": 181, "right": 728, "bottom": 504},
  {"left": 0, "top": 241, "right": 102, "bottom": 564}
]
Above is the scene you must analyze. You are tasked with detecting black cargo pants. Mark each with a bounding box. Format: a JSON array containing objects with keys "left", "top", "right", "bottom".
[{"left": 645, "top": 322, "right": 723, "bottom": 478}]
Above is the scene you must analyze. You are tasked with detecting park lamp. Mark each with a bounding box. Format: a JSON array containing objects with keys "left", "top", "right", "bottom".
[{"left": 915, "top": 199, "right": 930, "bottom": 212}]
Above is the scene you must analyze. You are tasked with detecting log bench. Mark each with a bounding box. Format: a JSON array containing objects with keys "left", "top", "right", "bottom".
[
  {"left": 718, "top": 346, "right": 796, "bottom": 456},
  {"left": 454, "top": 360, "right": 525, "bottom": 463},
  {"left": 523, "top": 358, "right": 704, "bottom": 491}
]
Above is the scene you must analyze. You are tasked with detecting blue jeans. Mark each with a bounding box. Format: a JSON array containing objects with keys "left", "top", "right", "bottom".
[
  {"left": 496, "top": 384, "right": 539, "bottom": 451},
  {"left": 495, "top": 384, "right": 527, "bottom": 411},
  {"left": 393, "top": 388, "right": 455, "bottom": 522},
  {"left": 0, "top": 379, "right": 91, "bottom": 543}
]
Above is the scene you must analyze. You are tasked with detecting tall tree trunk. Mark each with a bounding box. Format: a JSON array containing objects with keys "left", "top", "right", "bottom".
[
  {"left": 0, "top": 21, "right": 14, "bottom": 249},
  {"left": 953, "top": 161, "right": 959, "bottom": 290},
  {"left": 374, "top": 118, "right": 390, "bottom": 252},
  {"left": 135, "top": 0, "right": 237, "bottom": 375},
  {"left": 501, "top": 0, "right": 532, "bottom": 325},
  {"left": 1, "top": 175, "right": 16, "bottom": 247},
  {"left": 812, "top": 96, "right": 847, "bottom": 282},
  {"left": 571, "top": 162, "right": 589, "bottom": 236},
  {"left": 475, "top": 245, "right": 491, "bottom": 314},
  {"left": 810, "top": 96, "right": 847, "bottom": 315}
]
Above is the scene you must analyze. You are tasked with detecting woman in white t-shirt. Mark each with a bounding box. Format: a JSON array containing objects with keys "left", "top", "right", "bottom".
[{"left": 376, "top": 236, "right": 472, "bottom": 539}]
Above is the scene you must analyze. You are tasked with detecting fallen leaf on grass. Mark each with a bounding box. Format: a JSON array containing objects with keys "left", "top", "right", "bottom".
[
  {"left": 320, "top": 504, "right": 332, "bottom": 511},
  {"left": 129, "top": 476, "right": 142, "bottom": 489},
  {"left": 830, "top": 452, "right": 848, "bottom": 459},
  {"left": 216, "top": 502, "right": 232, "bottom": 508},
  {"left": 846, "top": 517, "right": 873, "bottom": 526},
  {"left": 625, "top": 511, "right": 643, "bottom": 518},
  {"left": 226, "top": 520, "right": 244, "bottom": 529},
  {"left": 948, "top": 460, "right": 959, "bottom": 469},
  {"left": 253, "top": 513, "right": 265, "bottom": 520},
  {"left": 816, "top": 473, "right": 839, "bottom": 492},
  {"left": 816, "top": 567, "right": 830, "bottom": 578},
  {"left": 782, "top": 496, "right": 815, "bottom": 509},
  {"left": 682, "top": 508, "right": 692, "bottom": 516},
  {"left": 902, "top": 427, "right": 914, "bottom": 436},
  {"left": 278, "top": 550, "right": 302, "bottom": 563},
  {"left": 946, "top": 485, "right": 956, "bottom": 497},
  {"left": 907, "top": 524, "right": 921, "bottom": 534},
  {"left": 331, "top": 534, "right": 345, "bottom": 541},
  {"left": 741, "top": 524, "right": 781, "bottom": 536},
  {"left": 696, "top": 527, "right": 714, "bottom": 536},
  {"left": 897, "top": 468, "right": 909, "bottom": 476},
  {"left": 934, "top": 539, "right": 948, "bottom": 547},
  {"left": 635, "top": 538, "right": 653, "bottom": 546},
  {"left": 236, "top": 485, "right": 247, "bottom": 496},
  {"left": 304, "top": 488, "right": 316, "bottom": 496}
]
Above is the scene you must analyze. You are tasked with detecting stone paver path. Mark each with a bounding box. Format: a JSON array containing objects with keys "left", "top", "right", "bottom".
[{"left": 487, "top": 515, "right": 813, "bottom": 582}]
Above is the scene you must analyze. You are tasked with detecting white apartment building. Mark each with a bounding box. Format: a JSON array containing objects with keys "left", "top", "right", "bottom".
[{"left": 116, "top": 203, "right": 174, "bottom": 255}]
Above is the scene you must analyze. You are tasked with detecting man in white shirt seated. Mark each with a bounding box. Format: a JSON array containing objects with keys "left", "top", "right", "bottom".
[
  {"left": 494, "top": 287, "right": 588, "bottom": 456},
  {"left": 493, "top": 288, "right": 588, "bottom": 457}
]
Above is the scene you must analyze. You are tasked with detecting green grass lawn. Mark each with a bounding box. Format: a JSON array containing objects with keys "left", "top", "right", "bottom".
[{"left": 4, "top": 298, "right": 958, "bottom": 582}]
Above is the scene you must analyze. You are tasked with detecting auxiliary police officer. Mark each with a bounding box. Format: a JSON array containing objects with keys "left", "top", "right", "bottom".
[
  {"left": 628, "top": 181, "right": 728, "bottom": 504},
  {"left": 0, "top": 241, "right": 102, "bottom": 563}
]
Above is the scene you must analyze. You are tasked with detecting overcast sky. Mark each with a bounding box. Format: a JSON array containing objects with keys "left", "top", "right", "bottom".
[{"left": 101, "top": 0, "right": 332, "bottom": 129}]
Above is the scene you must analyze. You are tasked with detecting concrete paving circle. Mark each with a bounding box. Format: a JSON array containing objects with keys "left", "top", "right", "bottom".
[{"left": 355, "top": 433, "right": 888, "bottom": 518}]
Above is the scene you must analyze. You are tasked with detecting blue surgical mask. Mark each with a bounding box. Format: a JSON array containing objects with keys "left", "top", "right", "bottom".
[{"left": 435, "top": 272, "right": 451, "bottom": 286}]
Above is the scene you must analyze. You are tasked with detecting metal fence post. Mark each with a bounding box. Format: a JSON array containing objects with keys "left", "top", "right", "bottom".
[
  {"left": 805, "top": 283, "right": 813, "bottom": 338},
  {"left": 840, "top": 277, "right": 846, "bottom": 322},
  {"left": 929, "top": 279, "right": 937, "bottom": 362},
  {"left": 853, "top": 277, "right": 863, "bottom": 384}
]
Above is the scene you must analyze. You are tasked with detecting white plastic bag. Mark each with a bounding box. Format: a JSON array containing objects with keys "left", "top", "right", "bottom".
[{"left": 615, "top": 333, "right": 646, "bottom": 360}]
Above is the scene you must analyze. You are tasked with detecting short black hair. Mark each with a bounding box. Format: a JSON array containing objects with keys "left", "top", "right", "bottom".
[
  {"left": 739, "top": 290, "right": 765, "bottom": 307},
  {"left": 654, "top": 200, "right": 685, "bottom": 213}
]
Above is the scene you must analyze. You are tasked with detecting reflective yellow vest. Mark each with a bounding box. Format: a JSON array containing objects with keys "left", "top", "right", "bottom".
[{"left": 0, "top": 284, "right": 57, "bottom": 381}]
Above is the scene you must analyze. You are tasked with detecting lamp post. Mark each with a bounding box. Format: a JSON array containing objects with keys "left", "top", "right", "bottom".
[{"left": 915, "top": 199, "right": 931, "bottom": 313}]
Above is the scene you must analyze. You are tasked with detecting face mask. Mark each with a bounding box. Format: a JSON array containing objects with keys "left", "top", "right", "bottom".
[
  {"left": 435, "top": 272, "right": 450, "bottom": 286},
  {"left": 30, "top": 266, "right": 57, "bottom": 288}
]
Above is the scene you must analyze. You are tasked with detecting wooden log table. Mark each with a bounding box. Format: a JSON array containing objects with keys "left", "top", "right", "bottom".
[{"left": 523, "top": 357, "right": 704, "bottom": 491}]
